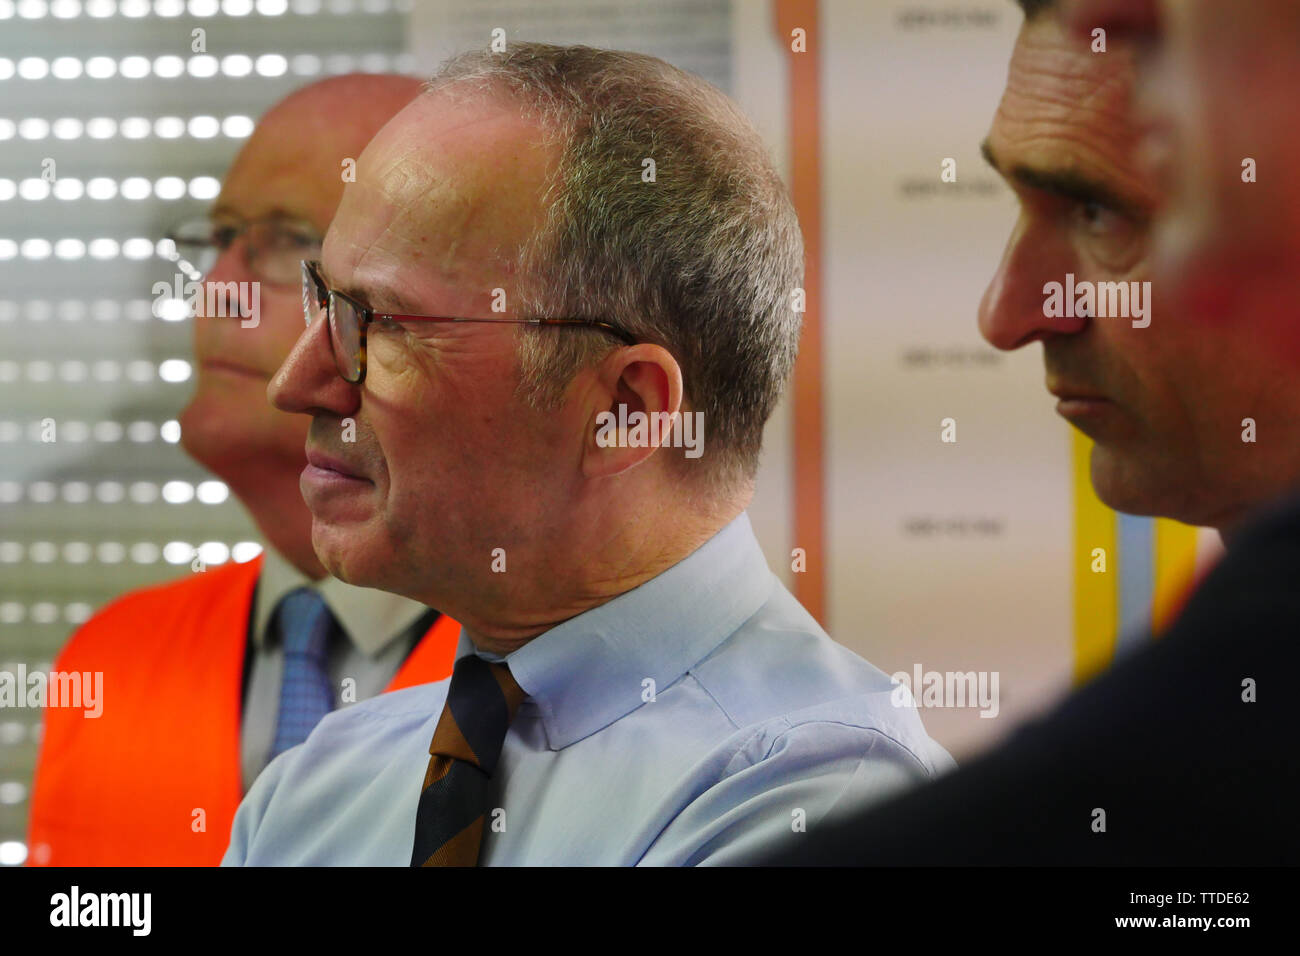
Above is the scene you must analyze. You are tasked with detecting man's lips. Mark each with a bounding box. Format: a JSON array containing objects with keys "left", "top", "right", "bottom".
[
  {"left": 304, "top": 448, "right": 370, "bottom": 483},
  {"left": 1048, "top": 381, "right": 1115, "bottom": 419}
]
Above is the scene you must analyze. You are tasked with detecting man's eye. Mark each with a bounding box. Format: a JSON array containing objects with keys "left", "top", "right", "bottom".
[
  {"left": 1069, "top": 198, "right": 1146, "bottom": 270},
  {"left": 1073, "top": 199, "right": 1124, "bottom": 235},
  {"left": 265, "top": 229, "right": 321, "bottom": 252},
  {"left": 212, "top": 225, "right": 239, "bottom": 248}
]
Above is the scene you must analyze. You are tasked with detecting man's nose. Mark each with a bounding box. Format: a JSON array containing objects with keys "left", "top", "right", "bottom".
[
  {"left": 268, "top": 310, "right": 361, "bottom": 417},
  {"left": 978, "top": 212, "right": 1087, "bottom": 351}
]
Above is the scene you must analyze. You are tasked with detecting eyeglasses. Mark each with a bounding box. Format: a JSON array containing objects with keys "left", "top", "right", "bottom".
[
  {"left": 165, "top": 217, "right": 323, "bottom": 287},
  {"left": 301, "top": 259, "right": 638, "bottom": 384}
]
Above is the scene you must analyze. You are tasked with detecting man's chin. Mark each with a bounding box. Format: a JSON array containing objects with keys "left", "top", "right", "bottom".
[
  {"left": 311, "top": 522, "right": 381, "bottom": 588},
  {"left": 1088, "top": 445, "right": 1197, "bottom": 523},
  {"left": 177, "top": 401, "right": 235, "bottom": 474}
]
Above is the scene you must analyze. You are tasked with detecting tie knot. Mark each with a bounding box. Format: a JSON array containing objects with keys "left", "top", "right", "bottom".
[
  {"left": 429, "top": 654, "right": 527, "bottom": 776},
  {"left": 274, "top": 588, "right": 333, "bottom": 656}
]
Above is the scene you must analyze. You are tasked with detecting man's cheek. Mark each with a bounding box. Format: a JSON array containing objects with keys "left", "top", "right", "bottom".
[
  {"left": 1139, "top": 353, "right": 1211, "bottom": 442},
  {"left": 365, "top": 350, "right": 441, "bottom": 411}
]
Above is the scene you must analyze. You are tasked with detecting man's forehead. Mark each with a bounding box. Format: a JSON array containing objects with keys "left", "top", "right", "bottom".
[
  {"left": 360, "top": 94, "right": 551, "bottom": 211},
  {"left": 214, "top": 77, "right": 425, "bottom": 229},
  {"left": 1004, "top": 15, "right": 1136, "bottom": 120},
  {"left": 324, "top": 94, "right": 554, "bottom": 295},
  {"left": 216, "top": 110, "right": 347, "bottom": 229},
  {"left": 987, "top": 17, "right": 1154, "bottom": 209},
  {"left": 219, "top": 165, "right": 332, "bottom": 228}
]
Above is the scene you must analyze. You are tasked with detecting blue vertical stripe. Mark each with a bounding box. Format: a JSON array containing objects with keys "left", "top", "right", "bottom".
[{"left": 1116, "top": 513, "right": 1154, "bottom": 652}]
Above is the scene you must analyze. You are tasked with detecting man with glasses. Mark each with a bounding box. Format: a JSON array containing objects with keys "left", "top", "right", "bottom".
[
  {"left": 299, "top": 258, "right": 638, "bottom": 385},
  {"left": 28, "top": 74, "right": 460, "bottom": 867},
  {"left": 222, "top": 42, "right": 953, "bottom": 867}
]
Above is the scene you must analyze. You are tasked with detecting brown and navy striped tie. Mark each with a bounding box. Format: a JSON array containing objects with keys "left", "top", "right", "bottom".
[{"left": 410, "top": 653, "right": 526, "bottom": 867}]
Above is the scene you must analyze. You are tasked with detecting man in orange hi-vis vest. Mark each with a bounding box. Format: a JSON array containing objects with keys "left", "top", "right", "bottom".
[{"left": 27, "top": 74, "right": 460, "bottom": 867}]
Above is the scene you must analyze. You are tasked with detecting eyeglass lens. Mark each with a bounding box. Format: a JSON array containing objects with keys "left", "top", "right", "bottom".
[
  {"left": 327, "top": 292, "right": 364, "bottom": 383},
  {"left": 175, "top": 219, "right": 319, "bottom": 286}
]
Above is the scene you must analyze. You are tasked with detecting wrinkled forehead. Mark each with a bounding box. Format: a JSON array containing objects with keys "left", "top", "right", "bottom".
[
  {"left": 321, "top": 92, "right": 556, "bottom": 296},
  {"left": 991, "top": 17, "right": 1147, "bottom": 199}
]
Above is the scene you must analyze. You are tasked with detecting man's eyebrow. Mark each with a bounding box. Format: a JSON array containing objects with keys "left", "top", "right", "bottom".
[
  {"left": 979, "top": 138, "right": 1146, "bottom": 220},
  {"left": 360, "top": 288, "right": 429, "bottom": 316},
  {"left": 208, "top": 204, "right": 313, "bottom": 224},
  {"left": 979, "top": 138, "right": 1000, "bottom": 173},
  {"left": 320, "top": 264, "right": 427, "bottom": 316}
]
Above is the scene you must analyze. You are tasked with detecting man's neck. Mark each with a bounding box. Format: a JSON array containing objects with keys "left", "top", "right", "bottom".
[{"left": 461, "top": 504, "right": 744, "bottom": 658}]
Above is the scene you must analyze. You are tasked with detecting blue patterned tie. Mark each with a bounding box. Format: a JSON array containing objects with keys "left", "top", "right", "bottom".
[{"left": 269, "top": 588, "right": 337, "bottom": 759}]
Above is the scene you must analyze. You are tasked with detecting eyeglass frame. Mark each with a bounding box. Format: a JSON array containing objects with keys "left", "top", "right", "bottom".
[
  {"left": 301, "top": 258, "right": 638, "bottom": 385},
  {"left": 164, "top": 216, "right": 324, "bottom": 288}
]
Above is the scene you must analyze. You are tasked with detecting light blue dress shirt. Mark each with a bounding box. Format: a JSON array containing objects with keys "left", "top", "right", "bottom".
[{"left": 222, "top": 513, "right": 955, "bottom": 866}]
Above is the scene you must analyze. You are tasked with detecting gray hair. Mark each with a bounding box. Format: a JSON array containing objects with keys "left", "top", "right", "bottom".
[{"left": 422, "top": 42, "right": 804, "bottom": 492}]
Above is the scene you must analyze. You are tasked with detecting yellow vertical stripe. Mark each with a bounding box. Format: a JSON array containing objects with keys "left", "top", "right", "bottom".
[
  {"left": 1073, "top": 430, "right": 1117, "bottom": 684},
  {"left": 1152, "top": 518, "right": 1200, "bottom": 634}
]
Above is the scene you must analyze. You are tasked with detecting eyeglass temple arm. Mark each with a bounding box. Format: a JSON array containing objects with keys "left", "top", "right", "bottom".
[{"left": 372, "top": 314, "right": 636, "bottom": 345}]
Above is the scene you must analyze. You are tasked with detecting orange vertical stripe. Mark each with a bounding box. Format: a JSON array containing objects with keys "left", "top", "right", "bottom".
[{"left": 776, "top": 0, "right": 825, "bottom": 626}]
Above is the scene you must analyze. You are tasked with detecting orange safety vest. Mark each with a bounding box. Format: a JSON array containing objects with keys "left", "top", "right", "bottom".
[{"left": 26, "top": 556, "right": 458, "bottom": 866}]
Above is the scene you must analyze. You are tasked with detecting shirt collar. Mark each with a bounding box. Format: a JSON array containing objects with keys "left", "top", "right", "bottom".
[
  {"left": 459, "top": 512, "right": 774, "bottom": 750},
  {"left": 254, "top": 545, "right": 432, "bottom": 657}
]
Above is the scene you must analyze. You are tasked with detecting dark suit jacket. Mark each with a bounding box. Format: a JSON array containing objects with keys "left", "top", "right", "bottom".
[{"left": 769, "top": 495, "right": 1300, "bottom": 865}]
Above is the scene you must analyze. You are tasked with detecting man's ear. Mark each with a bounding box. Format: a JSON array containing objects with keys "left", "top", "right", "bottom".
[{"left": 581, "top": 344, "right": 684, "bottom": 479}]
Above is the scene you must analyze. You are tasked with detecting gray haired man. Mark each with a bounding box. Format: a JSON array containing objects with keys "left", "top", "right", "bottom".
[{"left": 224, "top": 43, "right": 953, "bottom": 866}]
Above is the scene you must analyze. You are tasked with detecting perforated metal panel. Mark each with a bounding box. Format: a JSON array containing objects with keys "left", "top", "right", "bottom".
[
  {"left": 0, "top": 0, "right": 413, "bottom": 864},
  {"left": 0, "top": 0, "right": 735, "bottom": 865}
]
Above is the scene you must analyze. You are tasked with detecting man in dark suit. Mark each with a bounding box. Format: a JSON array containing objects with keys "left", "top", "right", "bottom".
[
  {"left": 774, "top": 492, "right": 1297, "bottom": 864},
  {"left": 769, "top": 0, "right": 1300, "bottom": 865}
]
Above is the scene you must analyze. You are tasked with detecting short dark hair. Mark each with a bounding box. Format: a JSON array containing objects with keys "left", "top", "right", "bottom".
[{"left": 1015, "top": 0, "right": 1056, "bottom": 19}]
